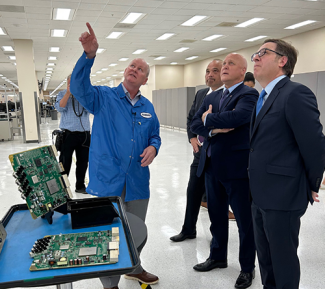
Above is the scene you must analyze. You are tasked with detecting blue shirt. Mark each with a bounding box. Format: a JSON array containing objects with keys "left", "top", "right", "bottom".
[
  {"left": 70, "top": 52, "right": 161, "bottom": 202},
  {"left": 263, "top": 75, "right": 286, "bottom": 104},
  {"left": 55, "top": 89, "right": 90, "bottom": 131}
]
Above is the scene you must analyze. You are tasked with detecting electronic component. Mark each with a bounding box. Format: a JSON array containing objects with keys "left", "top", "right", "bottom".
[
  {"left": 9, "top": 145, "right": 73, "bottom": 219},
  {"left": 29, "top": 229, "right": 120, "bottom": 271},
  {"left": 0, "top": 221, "right": 7, "bottom": 255}
]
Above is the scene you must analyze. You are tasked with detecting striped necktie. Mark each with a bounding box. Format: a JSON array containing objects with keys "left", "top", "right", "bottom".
[{"left": 218, "top": 89, "right": 229, "bottom": 110}]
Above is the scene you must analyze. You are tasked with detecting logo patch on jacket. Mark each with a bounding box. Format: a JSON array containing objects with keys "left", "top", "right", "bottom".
[{"left": 141, "top": 112, "right": 152, "bottom": 118}]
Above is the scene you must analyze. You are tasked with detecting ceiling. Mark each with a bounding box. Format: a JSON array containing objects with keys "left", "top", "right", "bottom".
[{"left": 0, "top": 0, "right": 324, "bottom": 92}]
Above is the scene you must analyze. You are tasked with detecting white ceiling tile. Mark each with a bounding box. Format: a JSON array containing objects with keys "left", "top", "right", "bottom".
[
  {"left": 108, "top": 0, "right": 138, "bottom": 6},
  {"left": 103, "top": 5, "right": 130, "bottom": 13},
  {"left": 24, "top": 7, "right": 51, "bottom": 14},
  {"left": 133, "top": 0, "right": 162, "bottom": 8},
  {"left": 51, "top": 2, "right": 80, "bottom": 9},
  {"left": 26, "top": 13, "right": 50, "bottom": 20},
  {"left": 76, "top": 9, "right": 103, "bottom": 17},
  {"left": 23, "top": 0, "right": 51, "bottom": 7}
]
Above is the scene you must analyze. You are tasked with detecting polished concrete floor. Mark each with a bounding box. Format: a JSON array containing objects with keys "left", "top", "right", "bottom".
[{"left": 1, "top": 117, "right": 325, "bottom": 289}]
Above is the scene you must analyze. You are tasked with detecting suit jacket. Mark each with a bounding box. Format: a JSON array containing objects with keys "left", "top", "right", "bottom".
[
  {"left": 249, "top": 77, "right": 325, "bottom": 211},
  {"left": 191, "top": 83, "right": 258, "bottom": 179},
  {"left": 187, "top": 88, "right": 209, "bottom": 142}
]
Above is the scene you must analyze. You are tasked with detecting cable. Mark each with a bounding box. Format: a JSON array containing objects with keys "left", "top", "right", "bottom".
[{"left": 71, "top": 95, "right": 89, "bottom": 148}]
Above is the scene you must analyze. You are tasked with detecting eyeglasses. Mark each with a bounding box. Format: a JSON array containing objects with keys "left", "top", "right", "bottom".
[{"left": 251, "top": 48, "right": 286, "bottom": 62}]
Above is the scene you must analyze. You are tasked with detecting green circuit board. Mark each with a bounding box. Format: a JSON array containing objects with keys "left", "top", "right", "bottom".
[
  {"left": 9, "top": 145, "right": 72, "bottom": 219},
  {"left": 29, "top": 228, "right": 120, "bottom": 271}
]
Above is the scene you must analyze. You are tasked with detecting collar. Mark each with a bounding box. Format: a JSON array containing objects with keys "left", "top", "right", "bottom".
[
  {"left": 264, "top": 75, "right": 287, "bottom": 96},
  {"left": 121, "top": 83, "right": 142, "bottom": 100},
  {"left": 224, "top": 81, "right": 243, "bottom": 94},
  {"left": 207, "top": 85, "right": 224, "bottom": 95}
]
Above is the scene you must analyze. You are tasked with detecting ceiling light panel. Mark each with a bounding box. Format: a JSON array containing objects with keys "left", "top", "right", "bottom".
[
  {"left": 170, "top": 62, "right": 177, "bottom": 65},
  {"left": 109, "top": 63, "right": 118, "bottom": 66},
  {"left": 210, "top": 48, "right": 227, "bottom": 53},
  {"left": 154, "top": 56, "right": 166, "bottom": 60},
  {"left": 174, "top": 47, "right": 189, "bottom": 53},
  {"left": 48, "top": 56, "right": 57, "bottom": 60},
  {"left": 51, "top": 29, "right": 68, "bottom": 37},
  {"left": 119, "top": 58, "right": 129, "bottom": 61},
  {"left": 235, "top": 18, "right": 264, "bottom": 28},
  {"left": 245, "top": 35, "right": 267, "bottom": 42},
  {"left": 49, "top": 47, "right": 60, "bottom": 52},
  {"left": 106, "top": 32, "right": 125, "bottom": 39},
  {"left": 97, "top": 48, "right": 106, "bottom": 53},
  {"left": 0, "top": 27, "right": 7, "bottom": 35},
  {"left": 156, "top": 33, "right": 175, "bottom": 40},
  {"left": 2, "top": 46, "right": 14, "bottom": 51},
  {"left": 47, "top": 63, "right": 55, "bottom": 66},
  {"left": 285, "top": 20, "right": 316, "bottom": 29},
  {"left": 181, "top": 16, "right": 208, "bottom": 27},
  {"left": 185, "top": 56, "right": 198, "bottom": 60},
  {"left": 121, "top": 12, "right": 145, "bottom": 24},
  {"left": 202, "top": 35, "right": 223, "bottom": 41},
  {"left": 8, "top": 56, "right": 16, "bottom": 60},
  {"left": 52, "top": 8, "right": 75, "bottom": 21},
  {"left": 132, "top": 49, "right": 147, "bottom": 54}
]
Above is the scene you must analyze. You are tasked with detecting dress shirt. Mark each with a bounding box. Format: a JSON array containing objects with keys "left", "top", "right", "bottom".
[
  {"left": 263, "top": 75, "right": 286, "bottom": 104},
  {"left": 55, "top": 89, "right": 90, "bottom": 131}
]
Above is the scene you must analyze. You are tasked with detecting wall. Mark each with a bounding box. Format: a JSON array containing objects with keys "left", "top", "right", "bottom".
[
  {"left": 155, "top": 65, "right": 184, "bottom": 90},
  {"left": 141, "top": 65, "right": 156, "bottom": 103}
]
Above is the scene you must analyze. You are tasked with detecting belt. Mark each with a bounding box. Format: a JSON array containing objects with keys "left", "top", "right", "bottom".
[{"left": 64, "top": 130, "right": 90, "bottom": 134}]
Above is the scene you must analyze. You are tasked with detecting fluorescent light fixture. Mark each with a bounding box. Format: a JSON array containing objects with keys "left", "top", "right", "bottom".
[
  {"left": 47, "top": 63, "right": 55, "bottom": 66},
  {"left": 101, "top": 68, "right": 109, "bottom": 71},
  {"left": 52, "top": 8, "right": 75, "bottom": 21},
  {"left": 1, "top": 77, "right": 6, "bottom": 79},
  {"left": 185, "top": 56, "right": 198, "bottom": 60},
  {"left": 48, "top": 56, "right": 57, "bottom": 60},
  {"left": 109, "top": 63, "right": 118, "bottom": 67},
  {"left": 0, "top": 27, "right": 7, "bottom": 35},
  {"left": 132, "top": 49, "right": 147, "bottom": 54},
  {"left": 119, "top": 71, "right": 124, "bottom": 74},
  {"left": 210, "top": 47, "right": 227, "bottom": 53},
  {"left": 119, "top": 57, "right": 129, "bottom": 61},
  {"left": 97, "top": 80, "right": 101, "bottom": 82},
  {"left": 202, "top": 34, "right": 223, "bottom": 41},
  {"left": 13, "top": 63, "right": 16, "bottom": 66},
  {"left": 156, "top": 33, "right": 175, "bottom": 40},
  {"left": 121, "top": 12, "right": 145, "bottom": 24},
  {"left": 181, "top": 15, "right": 207, "bottom": 27},
  {"left": 154, "top": 56, "right": 166, "bottom": 60},
  {"left": 170, "top": 62, "right": 177, "bottom": 65},
  {"left": 0, "top": 74, "right": 3, "bottom": 76},
  {"left": 49, "top": 47, "right": 60, "bottom": 52},
  {"left": 106, "top": 32, "right": 124, "bottom": 39},
  {"left": 101, "top": 79, "right": 106, "bottom": 81},
  {"left": 112, "top": 74, "right": 118, "bottom": 76},
  {"left": 235, "top": 18, "right": 264, "bottom": 28},
  {"left": 245, "top": 35, "right": 267, "bottom": 42},
  {"left": 96, "top": 71, "right": 102, "bottom": 74},
  {"left": 46, "top": 68, "right": 54, "bottom": 71},
  {"left": 174, "top": 47, "right": 189, "bottom": 53},
  {"left": 8, "top": 56, "right": 16, "bottom": 60},
  {"left": 285, "top": 20, "right": 316, "bottom": 29},
  {"left": 46, "top": 71, "right": 53, "bottom": 74},
  {"left": 51, "top": 29, "right": 68, "bottom": 37},
  {"left": 46, "top": 75, "right": 52, "bottom": 77},
  {"left": 91, "top": 74, "right": 96, "bottom": 77},
  {"left": 1, "top": 46, "right": 14, "bottom": 52},
  {"left": 97, "top": 48, "right": 106, "bottom": 53},
  {"left": 106, "top": 77, "right": 111, "bottom": 79}
]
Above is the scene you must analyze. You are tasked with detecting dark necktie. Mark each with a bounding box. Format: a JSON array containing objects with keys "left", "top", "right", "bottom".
[
  {"left": 218, "top": 89, "right": 229, "bottom": 110},
  {"left": 256, "top": 89, "right": 267, "bottom": 116}
]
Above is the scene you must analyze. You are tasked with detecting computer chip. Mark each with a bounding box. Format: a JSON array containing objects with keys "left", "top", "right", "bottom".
[
  {"left": 34, "top": 158, "right": 42, "bottom": 167},
  {"left": 46, "top": 179, "right": 59, "bottom": 195},
  {"left": 79, "top": 247, "right": 97, "bottom": 257}
]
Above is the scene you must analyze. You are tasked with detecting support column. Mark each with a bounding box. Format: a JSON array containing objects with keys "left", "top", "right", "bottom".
[{"left": 14, "top": 39, "right": 39, "bottom": 143}]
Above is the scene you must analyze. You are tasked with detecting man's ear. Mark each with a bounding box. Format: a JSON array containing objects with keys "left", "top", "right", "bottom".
[
  {"left": 279, "top": 56, "right": 288, "bottom": 68},
  {"left": 142, "top": 78, "right": 148, "bottom": 86}
]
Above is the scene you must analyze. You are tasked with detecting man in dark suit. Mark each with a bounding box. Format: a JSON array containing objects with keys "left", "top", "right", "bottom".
[
  {"left": 249, "top": 39, "right": 325, "bottom": 289},
  {"left": 191, "top": 53, "right": 258, "bottom": 288},
  {"left": 170, "top": 59, "right": 224, "bottom": 242}
]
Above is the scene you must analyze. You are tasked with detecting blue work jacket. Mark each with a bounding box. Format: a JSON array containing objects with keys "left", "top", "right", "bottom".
[{"left": 70, "top": 52, "right": 161, "bottom": 202}]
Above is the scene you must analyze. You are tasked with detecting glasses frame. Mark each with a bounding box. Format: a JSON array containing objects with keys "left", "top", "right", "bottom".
[{"left": 251, "top": 48, "right": 285, "bottom": 62}]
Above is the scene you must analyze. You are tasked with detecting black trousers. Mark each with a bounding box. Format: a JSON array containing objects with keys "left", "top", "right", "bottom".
[
  {"left": 205, "top": 167, "right": 256, "bottom": 273},
  {"left": 181, "top": 148, "right": 206, "bottom": 234},
  {"left": 252, "top": 202, "right": 306, "bottom": 289},
  {"left": 59, "top": 130, "right": 90, "bottom": 190}
]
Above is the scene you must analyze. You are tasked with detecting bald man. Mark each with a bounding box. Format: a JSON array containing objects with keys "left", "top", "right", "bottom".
[
  {"left": 70, "top": 23, "right": 161, "bottom": 289},
  {"left": 191, "top": 54, "right": 258, "bottom": 288}
]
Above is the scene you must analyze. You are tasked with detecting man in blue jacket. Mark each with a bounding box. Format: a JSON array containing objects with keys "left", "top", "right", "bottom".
[{"left": 70, "top": 23, "right": 161, "bottom": 289}]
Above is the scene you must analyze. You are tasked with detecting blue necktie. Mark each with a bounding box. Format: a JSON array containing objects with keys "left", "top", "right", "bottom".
[
  {"left": 219, "top": 89, "right": 229, "bottom": 110},
  {"left": 256, "top": 89, "right": 267, "bottom": 116}
]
